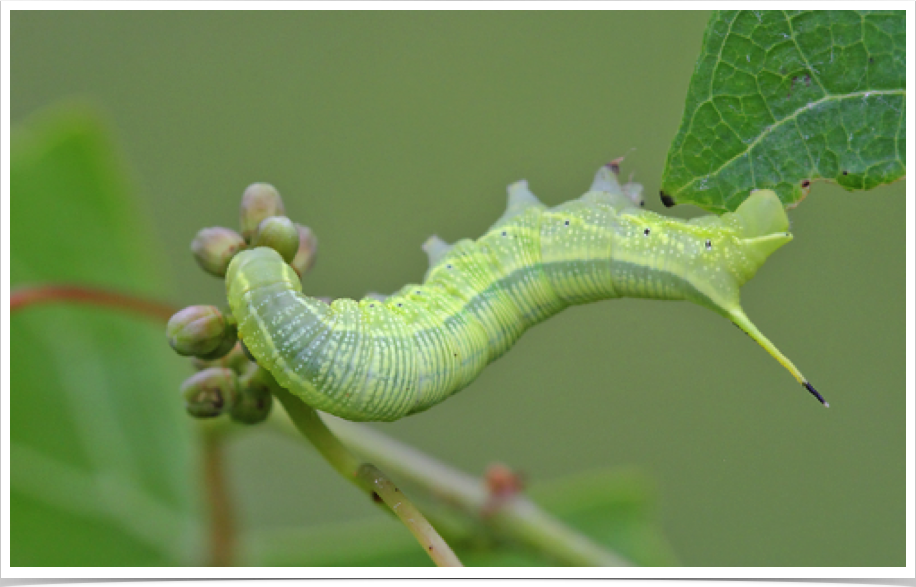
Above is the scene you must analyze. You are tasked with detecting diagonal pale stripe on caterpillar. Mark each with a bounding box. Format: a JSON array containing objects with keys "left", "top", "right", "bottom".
[{"left": 227, "top": 165, "right": 825, "bottom": 422}]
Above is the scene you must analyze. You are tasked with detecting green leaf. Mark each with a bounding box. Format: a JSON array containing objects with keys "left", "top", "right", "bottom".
[
  {"left": 243, "top": 468, "right": 677, "bottom": 566},
  {"left": 661, "top": 10, "right": 905, "bottom": 213},
  {"left": 10, "top": 105, "right": 202, "bottom": 565}
]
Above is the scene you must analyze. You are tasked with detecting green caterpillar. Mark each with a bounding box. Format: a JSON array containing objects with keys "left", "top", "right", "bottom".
[{"left": 226, "top": 165, "right": 825, "bottom": 422}]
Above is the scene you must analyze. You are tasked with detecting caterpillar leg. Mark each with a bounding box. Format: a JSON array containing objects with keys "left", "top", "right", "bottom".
[{"left": 728, "top": 308, "right": 828, "bottom": 407}]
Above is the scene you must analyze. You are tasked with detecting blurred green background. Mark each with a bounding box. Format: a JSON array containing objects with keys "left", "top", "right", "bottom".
[{"left": 11, "top": 11, "right": 905, "bottom": 566}]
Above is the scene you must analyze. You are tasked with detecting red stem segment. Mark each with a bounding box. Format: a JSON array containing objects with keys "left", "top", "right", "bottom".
[
  {"left": 202, "top": 428, "right": 235, "bottom": 566},
  {"left": 10, "top": 284, "right": 177, "bottom": 322}
]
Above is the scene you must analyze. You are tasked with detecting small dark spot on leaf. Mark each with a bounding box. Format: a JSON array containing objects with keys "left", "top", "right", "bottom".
[
  {"left": 660, "top": 191, "right": 675, "bottom": 208},
  {"left": 371, "top": 492, "right": 382, "bottom": 503},
  {"left": 564, "top": 220, "right": 570, "bottom": 226},
  {"left": 801, "top": 180, "right": 811, "bottom": 188},
  {"left": 842, "top": 170, "right": 848, "bottom": 176},
  {"left": 869, "top": 57, "right": 875, "bottom": 63}
]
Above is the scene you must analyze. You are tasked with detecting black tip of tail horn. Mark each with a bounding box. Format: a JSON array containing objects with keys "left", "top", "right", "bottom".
[
  {"left": 660, "top": 190, "right": 676, "bottom": 208},
  {"left": 803, "top": 381, "right": 829, "bottom": 407}
]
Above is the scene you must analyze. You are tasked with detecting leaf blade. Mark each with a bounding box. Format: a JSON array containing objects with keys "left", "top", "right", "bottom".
[
  {"left": 10, "top": 105, "right": 201, "bottom": 566},
  {"left": 661, "top": 10, "right": 905, "bottom": 212}
]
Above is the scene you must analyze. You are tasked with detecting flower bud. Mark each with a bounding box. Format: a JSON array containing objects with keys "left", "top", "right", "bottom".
[
  {"left": 240, "top": 183, "right": 285, "bottom": 242},
  {"left": 191, "top": 227, "right": 246, "bottom": 277},
  {"left": 180, "top": 367, "right": 239, "bottom": 418},
  {"left": 290, "top": 224, "right": 318, "bottom": 278},
  {"left": 252, "top": 216, "right": 299, "bottom": 263},
  {"left": 195, "top": 325, "right": 238, "bottom": 361},
  {"left": 231, "top": 373, "right": 273, "bottom": 425},
  {"left": 192, "top": 341, "right": 250, "bottom": 373},
  {"left": 166, "top": 306, "right": 226, "bottom": 357}
]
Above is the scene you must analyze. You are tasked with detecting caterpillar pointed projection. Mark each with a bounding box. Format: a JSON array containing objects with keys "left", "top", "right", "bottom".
[{"left": 226, "top": 165, "right": 825, "bottom": 422}]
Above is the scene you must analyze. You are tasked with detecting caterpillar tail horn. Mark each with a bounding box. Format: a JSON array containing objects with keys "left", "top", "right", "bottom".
[{"left": 728, "top": 308, "right": 828, "bottom": 407}]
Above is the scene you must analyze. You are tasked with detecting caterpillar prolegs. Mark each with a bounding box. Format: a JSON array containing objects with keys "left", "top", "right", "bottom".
[{"left": 226, "top": 165, "right": 825, "bottom": 422}]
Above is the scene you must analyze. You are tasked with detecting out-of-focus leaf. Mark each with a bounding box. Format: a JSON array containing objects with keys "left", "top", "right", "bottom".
[
  {"left": 10, "top": 105, "right": 201, "bottom": 565},
  {"left": 661, "top": 10, "right": 905, "bottom": 213},
  {"left": 244, "top": 468, "right": 676, "bottom": 566}
]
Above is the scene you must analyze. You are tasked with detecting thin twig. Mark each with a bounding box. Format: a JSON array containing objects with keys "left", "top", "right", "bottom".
[
  {"left": 201, "top": 426, "right": 236, "bottom": 566},
  {"left": 320, "top": 415, "right": 633, "bottom": 566},
  {"left": 356, "top": 464, "right": 462, "bottom": 567},
  {"left": 266, "top": 374, "right": 462, "bottom": 567},
  {"left": 10, "top": 284, "right": 177, "bottom": 322}
]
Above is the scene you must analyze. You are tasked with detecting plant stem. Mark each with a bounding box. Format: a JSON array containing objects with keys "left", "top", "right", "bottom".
[
  {"left": 10, "top": 284, "right": 177, "bottom": 321},
  {"left": 201, "top": 426, "right": 235, "bottom": 566},
  {"left": 356, "top": 463, "right": 462, "bottom": 567},
  {"left": 321, "top": 415, "right": 633, "bottom": 567},
  {"left": 266, "top": 374, "right": 462, "bottom": 567}
]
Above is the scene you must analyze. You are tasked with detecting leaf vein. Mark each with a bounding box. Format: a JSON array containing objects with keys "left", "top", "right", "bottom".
[{"left": 673, "top": 88, "right": 904, "bottom": 197}]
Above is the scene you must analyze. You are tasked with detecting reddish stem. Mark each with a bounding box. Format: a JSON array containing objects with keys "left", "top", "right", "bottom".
[
  {"left": 10, "top": 284, "right": 177, "bottom": 322},
  {"left": 202, "top": 428, "right": 235, "bottom": 566}
]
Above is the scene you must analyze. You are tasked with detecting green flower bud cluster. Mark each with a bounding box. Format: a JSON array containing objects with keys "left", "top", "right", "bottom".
[
  {"left": 180, "top": 358, "right": 273, "bottom": 424},
  {"left": 188, "top": 182, "right": 318, "bottom": 282},
  {"left": 168, "top": 181, "right": 322, "bottom": 425}
]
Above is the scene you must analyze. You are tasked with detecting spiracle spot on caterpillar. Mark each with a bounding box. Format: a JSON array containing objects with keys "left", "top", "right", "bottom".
[{"left": 226, "top": 163, "right": 827, "bottom": 422}]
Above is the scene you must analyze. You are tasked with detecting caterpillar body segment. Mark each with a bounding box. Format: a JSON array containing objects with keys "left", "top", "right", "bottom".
[{"left": 227, "top": 165, "right": 821, "bottom": 422}]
